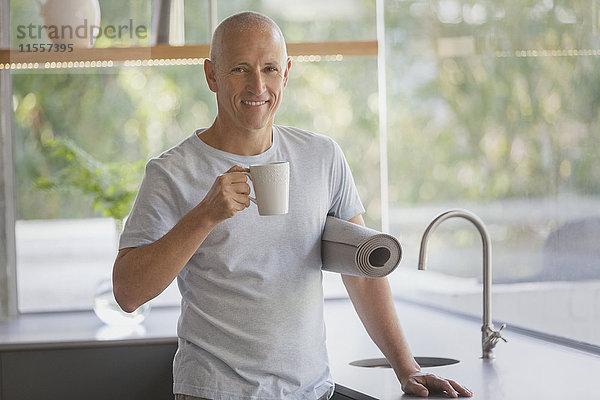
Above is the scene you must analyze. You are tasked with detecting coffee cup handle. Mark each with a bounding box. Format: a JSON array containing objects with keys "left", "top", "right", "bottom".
[{"left": 242, "top": 172, "right": 257, "bottom": 204}]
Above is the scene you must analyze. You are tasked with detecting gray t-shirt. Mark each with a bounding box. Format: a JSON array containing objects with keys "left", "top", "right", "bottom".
[{"left": 119, "top": 125, "right": 365, "bottom": 400}]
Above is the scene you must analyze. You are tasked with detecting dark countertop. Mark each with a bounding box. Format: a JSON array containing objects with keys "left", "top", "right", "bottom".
[{"left": 2, "top": 300, "right": 599, "bottom": 399}]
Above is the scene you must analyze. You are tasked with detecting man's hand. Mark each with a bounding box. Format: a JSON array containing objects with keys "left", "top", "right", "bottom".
[
  {"left": 400, "top": 371, "right": 473, "bottom": 398},
  {"left": 113, "top": 165, "right": 252, "bottom": 312},
  {"left": 200, "top": 165, "right": 251, "bottom": 222}
]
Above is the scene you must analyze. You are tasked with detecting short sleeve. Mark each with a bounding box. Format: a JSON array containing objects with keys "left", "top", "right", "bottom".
[
  {"left": 327, "top": 140, "right": 365, "bottom": 221},
  {"left": 118, "top": 160, "right": 182, "bottom": 250}
]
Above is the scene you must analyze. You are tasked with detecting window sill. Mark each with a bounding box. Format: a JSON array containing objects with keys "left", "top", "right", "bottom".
[{"left": 0, "top": 306, "right": 179, "bottom": 350}]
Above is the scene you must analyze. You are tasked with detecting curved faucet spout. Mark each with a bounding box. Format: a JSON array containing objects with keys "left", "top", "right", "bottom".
[{"left": 417, "top": 209, "right": 506, "bottom": 359}]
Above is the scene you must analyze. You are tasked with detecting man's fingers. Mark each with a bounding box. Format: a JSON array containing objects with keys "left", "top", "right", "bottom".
[
  {"left": 217, "top": 172, "right": 249, "bottom": 190},
  {"left": 233, "top": 192, "right": 251, "bottom": 208},
  {"left": 405, "top": 373, "right": 472, "bottom": 398},
  {"left": 421, "top": 375, "right": 465, "bottom": 398},
  {"left": 448, "top": 379, "right": 473, "bottom": 397},
  {"left": 224, "top": 171, "right": 251, "bottom": 185},
  {"left": 427, "top": 376, "right": 458, "bottom": 397},
  {"left": 226, "top": 164, "right": 250, "bottom": 174},
  {"left": 404, "top": 379, "right": 429, "bottom": 397},
  {"left": 428, "top": 376, "right": 472, "bottom": 398},
  {"left": 232, "top": 181, "right": 251, "bottom": 195},
  {"left": 204, "top": 165, "right": 254, "bottom": 221}
]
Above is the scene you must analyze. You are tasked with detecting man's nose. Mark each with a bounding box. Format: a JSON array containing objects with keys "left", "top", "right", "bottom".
[{"left": 246, "top": 70, "right": 266, "bottom": 95}]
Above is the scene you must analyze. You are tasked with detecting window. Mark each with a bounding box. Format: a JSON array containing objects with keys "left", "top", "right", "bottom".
[
  {"left": 9, "top": 0, "right": 378, "bottom": 311},
  {"left": 385, "top": 0, "right": 600, "bottom": 347},
  {"left": 4, "top": 0, "right": 599, "bottom": 351}
]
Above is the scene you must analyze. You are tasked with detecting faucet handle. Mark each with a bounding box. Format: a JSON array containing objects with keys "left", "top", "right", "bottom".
[
  {"left": 483, "top": 323, "right": 507, "bottom": 348},
  {"left": 482, "top": 324, "right": 507, "bottom": 358},
  {"left": 489, "top": 324, "right": 507, "bottom": 345},
  {"left": 496, "top": 324, "right": 508, "bottom": 342}
]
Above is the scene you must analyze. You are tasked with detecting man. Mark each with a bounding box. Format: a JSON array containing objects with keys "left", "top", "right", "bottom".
[{"left": 113, "top": 11, "right": 472, "bottom": 400}]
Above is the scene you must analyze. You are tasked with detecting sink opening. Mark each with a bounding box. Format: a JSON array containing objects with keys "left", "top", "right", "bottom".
[{"left": 350, "top": 357, "right": 459, "bottom": 368}]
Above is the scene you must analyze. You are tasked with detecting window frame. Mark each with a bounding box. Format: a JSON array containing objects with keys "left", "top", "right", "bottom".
[{"left": 0, "top": 0, "right": 18, "bottom": 321}]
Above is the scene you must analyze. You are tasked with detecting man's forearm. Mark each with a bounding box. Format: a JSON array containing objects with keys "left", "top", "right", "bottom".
[
  {"left": 343, "top": 214, "right": 421, "bottom": 382},
  {"left": 112, "top": 204, "right": 219, "bottom": 312},
  {"left": 113, "top": 166, "right": 251, "bottom": 312},
  {"left": 342, "top": 275, "right": 421, "bottom": 381}
]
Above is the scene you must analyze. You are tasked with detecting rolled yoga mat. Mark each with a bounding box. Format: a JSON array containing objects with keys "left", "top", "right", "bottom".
[{"left": 321, "top": 216, "right": 402, "bottom": 278}]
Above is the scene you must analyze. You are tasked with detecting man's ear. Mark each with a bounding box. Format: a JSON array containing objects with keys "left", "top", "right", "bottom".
[
  {"left": 204, "top": 59, "right": 218, "bottom": 93},
  {"left": 282, "top": 56, "right": 292, "bottom": 88}
]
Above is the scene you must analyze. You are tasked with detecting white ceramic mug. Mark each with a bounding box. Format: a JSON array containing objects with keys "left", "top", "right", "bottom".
[{"left": 244, "top": 162, "right": 289, "bottom": 216}]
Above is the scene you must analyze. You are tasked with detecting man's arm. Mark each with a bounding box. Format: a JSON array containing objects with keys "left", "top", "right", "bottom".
[
  {"left": 112, "top": 166, "right": 251, "bottom": 312},
  {"left": 342, "top": 214, "right": 472, "bottom": 398}
]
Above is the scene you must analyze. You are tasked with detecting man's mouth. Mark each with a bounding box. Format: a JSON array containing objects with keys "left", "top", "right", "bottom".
[{"left": 241, "top": 100, "right": 268, "bottom": 106}]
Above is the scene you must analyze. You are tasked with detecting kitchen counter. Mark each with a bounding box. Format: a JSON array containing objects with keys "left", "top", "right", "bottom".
[
  {"left": 325, "top": 299, "right": 600, "bottom": 399},
  {"left": 1, "top": 299, "right": 599, "bottom": 399}
]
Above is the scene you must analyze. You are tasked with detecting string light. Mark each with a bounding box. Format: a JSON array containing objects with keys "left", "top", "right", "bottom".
[
  {"left": 1, "top": 47, "right": 595, "bottom": 68},
  {"left": 496, "top": 49, "right": 600, "bottom": 58},
  {"left": 122, "top": 58, "right": 205, "bottom": 67},
  {"left": 0, "top": 58, "right": 204, "bottom": 70},
  {"left": 293, "top": 54, "right": 343, "bottom": 62}
]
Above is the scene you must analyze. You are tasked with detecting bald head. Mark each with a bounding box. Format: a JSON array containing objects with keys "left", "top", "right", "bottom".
[{"left": 209, "top": 11, "right": 288, "bottom": 67}]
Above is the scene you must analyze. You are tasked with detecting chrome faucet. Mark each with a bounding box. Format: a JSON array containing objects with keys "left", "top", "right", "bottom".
[{"left": 417, "top": 209, "right": 506, "bottom": 359}]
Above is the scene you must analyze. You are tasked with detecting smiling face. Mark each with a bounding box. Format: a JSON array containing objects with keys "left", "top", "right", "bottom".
[{"left": 205, "top": 23, "right": 291, "bottom": 137}]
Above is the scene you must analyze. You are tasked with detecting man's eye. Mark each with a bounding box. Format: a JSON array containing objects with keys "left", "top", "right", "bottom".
[
  {"left": 266, "top": 67, "right": 278, "bottom": 72},
  {"left": 232, "top": 67, "right": 245, "bottom": 73}
]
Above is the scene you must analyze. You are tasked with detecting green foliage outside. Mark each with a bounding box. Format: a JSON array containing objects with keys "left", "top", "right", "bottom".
[
  {"left": 11, "top": 0, "right": 381, "bottom": 227},
  {"left": 383, "top": 0, "right": 600, "bottom": 279},
  {"left": 9, "top": 0, "right": 600, "bottom": 241},
  {"left": 386, "top": 0, "right": 600, "bottom": 203},
  {"left": 34, "top": 138, "right": 145, "bottom": 223}
]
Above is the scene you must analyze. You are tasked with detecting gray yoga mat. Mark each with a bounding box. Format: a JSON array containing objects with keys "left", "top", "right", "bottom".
[{"left": 321, "top": 216, "right": 402, "bottom": 278}]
